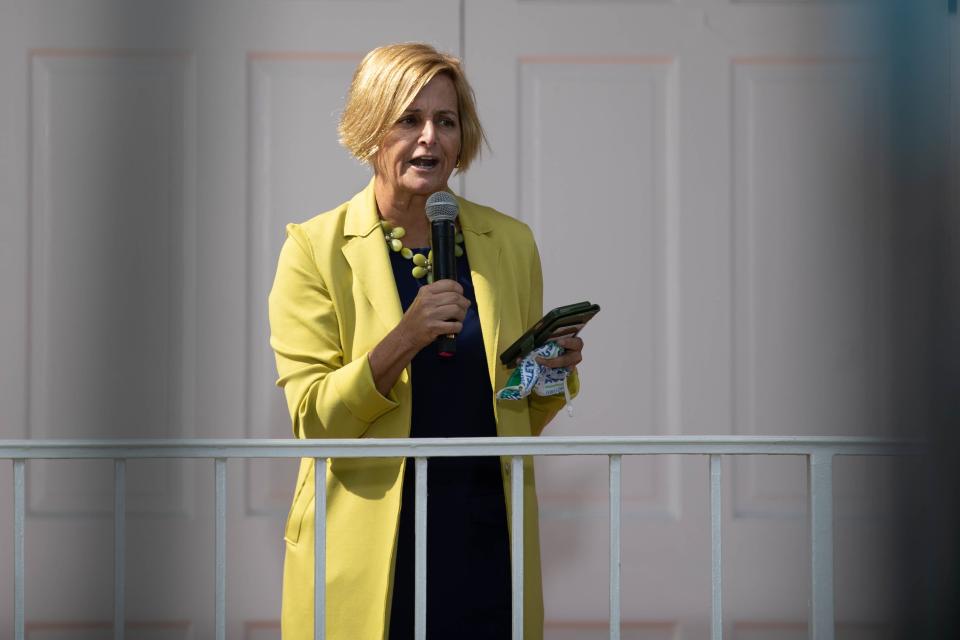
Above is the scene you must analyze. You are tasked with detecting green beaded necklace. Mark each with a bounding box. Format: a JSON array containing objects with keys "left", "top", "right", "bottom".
[{"left": 381, "top": 220, "right": 464, "bottom": 283}]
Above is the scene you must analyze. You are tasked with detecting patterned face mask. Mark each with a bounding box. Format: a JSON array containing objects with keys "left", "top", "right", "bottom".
[{"left": 496, "top": 341, "right": 574, "bottom": 416}]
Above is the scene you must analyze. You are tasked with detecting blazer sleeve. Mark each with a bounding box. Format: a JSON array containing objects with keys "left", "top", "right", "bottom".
[
  {"left": 269, "top": 223, "right": 399, "bottom": 439},
  {"left": 523, "top": 231, "right": 580, "bottom": 437}
]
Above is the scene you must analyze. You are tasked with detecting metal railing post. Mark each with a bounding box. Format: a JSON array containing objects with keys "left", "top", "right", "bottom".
[
  {"left": 415, "top": 457, "right": 428, "bottom": 640},
  {"left": 511, "top": 455, "right": 525, "bottom": 640},
  {"left": 609, "top": 454, "right": 622, "bottom": 640},
  {"left": 315, "top": 457, "right": 327, "bottom": 640},
  {"left": 809, "top": 452, "right": 835, "bottom": 640},
  {"left": 215, "top": 458, "right": 227, "bottom": 640},
  {"left": 114, "top": 459, "right": 126, "bottom": 640},
  {"left": 14, "top": 459, "right": 25, "bottom": 640},
  {"left": 710, "top": 454, "right": 723, "bottom": 640}
]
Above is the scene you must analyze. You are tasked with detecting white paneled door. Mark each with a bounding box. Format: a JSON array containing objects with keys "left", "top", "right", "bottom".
[
  {"left": 0, "top": 0, "right": 949, "bottom": 638},
  {"left": 0, "top": 1, "right": 458, "bottom": 638},
  {"left": 465, "top": 1, "right": 907, "bottom": 638}
]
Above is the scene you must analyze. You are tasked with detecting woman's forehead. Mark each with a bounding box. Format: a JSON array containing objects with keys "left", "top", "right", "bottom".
[{"left": 406, "top": 75, "right": 458, "bottom": 109}]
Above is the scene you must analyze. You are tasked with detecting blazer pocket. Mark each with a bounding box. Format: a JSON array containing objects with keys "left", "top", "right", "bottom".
[{"left": 284, "top": 462, "right": 315, "bottom": 545}]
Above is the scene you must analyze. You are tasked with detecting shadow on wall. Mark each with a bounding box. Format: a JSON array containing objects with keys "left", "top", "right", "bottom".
[{"left": 882, "top": 0, "right": 960, "bottom": 635}]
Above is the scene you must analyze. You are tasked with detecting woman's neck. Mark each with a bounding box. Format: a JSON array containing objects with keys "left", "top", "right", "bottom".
[{"left": 373, "top": 176, "right": 441, "bottom": 247}]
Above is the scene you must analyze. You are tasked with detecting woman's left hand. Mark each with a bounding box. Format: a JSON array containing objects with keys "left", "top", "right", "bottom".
[{"left": 535, "top": 335, "right": 584, "bottom": 372}]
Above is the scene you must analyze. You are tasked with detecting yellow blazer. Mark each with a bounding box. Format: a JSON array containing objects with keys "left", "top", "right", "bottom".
[{"left": 269, "top": 178, "right": 578, "bottom": 640}]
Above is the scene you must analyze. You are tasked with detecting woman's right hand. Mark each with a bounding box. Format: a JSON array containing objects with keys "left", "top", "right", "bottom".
[
  {"left": 369, "top": 279, "right": 470, "bottom": 396},
  {"left": 397, "top": 279, "right": 471, "bottom": 352}
]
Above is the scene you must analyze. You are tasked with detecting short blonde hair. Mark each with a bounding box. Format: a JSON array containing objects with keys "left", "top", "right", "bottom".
[{"left": 339, "top": 43, "right": 487, "bottom": 172}]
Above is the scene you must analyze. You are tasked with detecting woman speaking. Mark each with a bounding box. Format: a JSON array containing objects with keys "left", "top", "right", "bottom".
[{"left": 268, "top": 43, "right": 584, "bottom": 640}]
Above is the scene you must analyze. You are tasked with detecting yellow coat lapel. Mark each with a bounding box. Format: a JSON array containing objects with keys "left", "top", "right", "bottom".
[
  {"left": 340, "top": 180, "right": 403, "bottom": 333},
  {"left": 458, "top": 199, "right": 503, "bottom": 396}
]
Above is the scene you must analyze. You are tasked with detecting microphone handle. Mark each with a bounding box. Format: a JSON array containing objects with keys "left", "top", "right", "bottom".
[
  {"left": 431, "top": 219, "right": 458, "bottom": 357},
  {"left": 431, "top": 219, "right": 457, "bottom": 281},
  {"left": 437, "top": 335, "right": 456, "bottom": 358}
]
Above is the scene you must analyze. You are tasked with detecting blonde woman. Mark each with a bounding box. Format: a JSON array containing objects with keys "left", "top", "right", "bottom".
[{"left": 269, "top": 42, "right": 584, "bottom": 640}]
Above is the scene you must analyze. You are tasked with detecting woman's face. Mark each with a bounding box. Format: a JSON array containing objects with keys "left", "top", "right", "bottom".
[{"left": 374, "top": 73, "right": 461, "bottom": 198}]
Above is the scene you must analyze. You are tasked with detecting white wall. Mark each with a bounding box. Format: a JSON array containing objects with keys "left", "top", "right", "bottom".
[{"left": 0, "top": 0, "right": 944, "bottom": 637}]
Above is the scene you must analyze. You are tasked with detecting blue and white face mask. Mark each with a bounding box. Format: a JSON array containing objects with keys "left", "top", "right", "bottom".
[{"left": 496, "top": 341, "right": 574, "bottom": 416}]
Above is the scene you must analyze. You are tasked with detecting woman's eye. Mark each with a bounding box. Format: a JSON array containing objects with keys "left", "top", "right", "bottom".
[
  {"left": 439, "top": 118, "right": 457, "bottom": 128},
  {"left": 398, "top": 115, "right": 417, "bottom": 126}
]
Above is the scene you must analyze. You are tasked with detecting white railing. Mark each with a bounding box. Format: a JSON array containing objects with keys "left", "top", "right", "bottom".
[{"left": 1, "top": 436, "right": 918, "bottom": 640}]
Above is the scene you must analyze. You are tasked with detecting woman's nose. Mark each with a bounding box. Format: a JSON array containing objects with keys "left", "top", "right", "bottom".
[{"left": 418, "top": 120, "right": 436, "bottom": 145}]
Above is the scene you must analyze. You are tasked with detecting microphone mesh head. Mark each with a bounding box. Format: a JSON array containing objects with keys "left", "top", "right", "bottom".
[{"left": 425, "top": 191, "right": 459, "bottom": 222}]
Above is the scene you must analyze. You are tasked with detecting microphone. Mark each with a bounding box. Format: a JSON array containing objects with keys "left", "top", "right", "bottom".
[{"left": 425, "top": 191, "right": 459, "bottom": 358}]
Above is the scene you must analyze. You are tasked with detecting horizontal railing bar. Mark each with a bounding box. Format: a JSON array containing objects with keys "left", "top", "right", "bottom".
[{"left": 0, "top": 436, "right": 920, "bottom": 460}]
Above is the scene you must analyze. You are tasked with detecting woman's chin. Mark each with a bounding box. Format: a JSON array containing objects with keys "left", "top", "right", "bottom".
[{"left": 401, "top": 174, "right": 450, "bottom": 196}]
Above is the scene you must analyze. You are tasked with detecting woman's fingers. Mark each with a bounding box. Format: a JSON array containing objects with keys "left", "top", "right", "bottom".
[
  {"left": 421, "top": 279, "right": 464, "bottom": 296},
  {"left": 554, "top": 336, "right": 584, "bottom": 352},
  {"left": 419, "top": 283, "right": 470, "bottom": 315},
  {"left": 431, "top": 295, "right": 470, "bottom": 314},
  {"left": 401, "top": 280, "right": 472, "bottom": 348},
  {"left": 536, "top": 336, "right": 584, "bottom": 368},
  {"left": 421, "top": 293, "right": 470, "bottom": 321},
  {"left": 536, "top": 353, "right": 582, "bottom": 368},
  {"left": 435, "top": 319, "right": 464, "bottom": 335},
  {"left": 432, "top": 305, "right": 468, "bottom": 324}
]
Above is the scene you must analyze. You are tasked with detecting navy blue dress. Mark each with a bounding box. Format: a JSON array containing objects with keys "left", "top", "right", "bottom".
[{"left": 386, "top": 245, "right": 512, "bottom": 639}]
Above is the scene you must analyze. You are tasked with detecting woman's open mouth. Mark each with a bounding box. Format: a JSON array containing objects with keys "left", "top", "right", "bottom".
[{"left": 409, "top": 156, "right": 440, "bottom": 170}]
